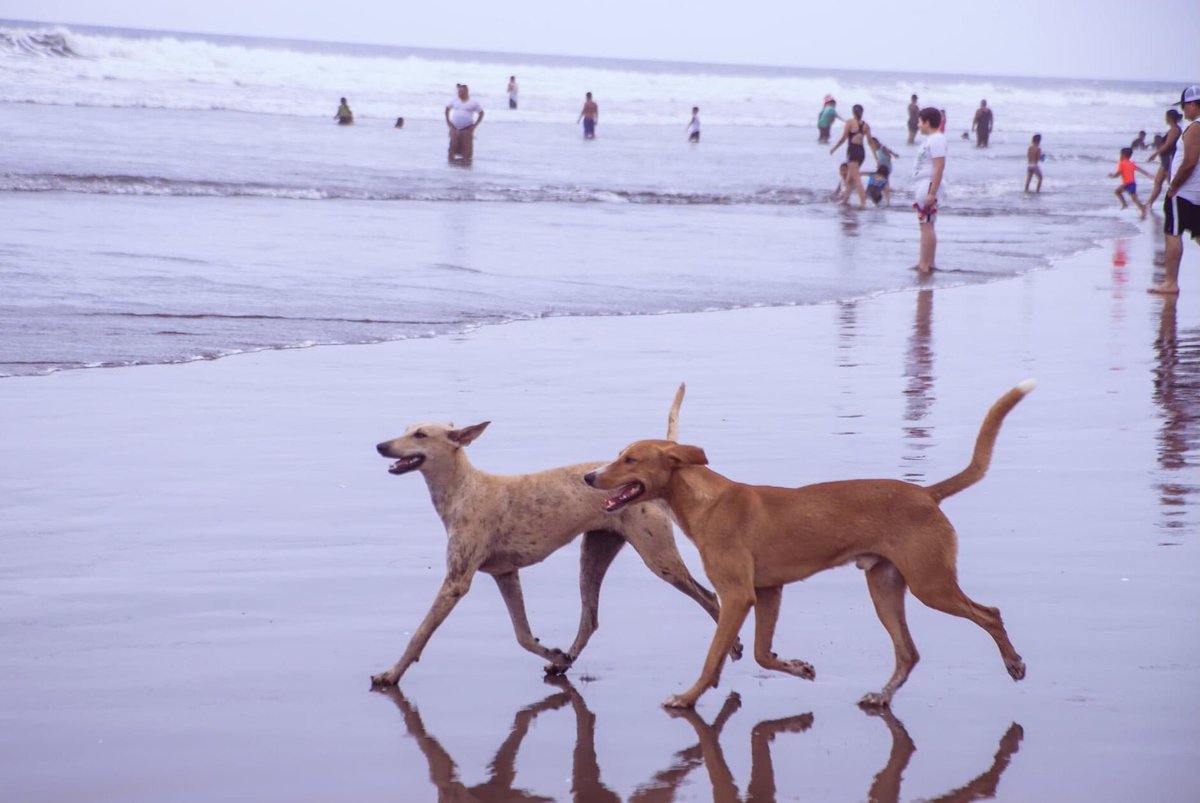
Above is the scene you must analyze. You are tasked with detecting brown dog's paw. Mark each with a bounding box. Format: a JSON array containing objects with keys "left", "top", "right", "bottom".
[
  {"left": 370, "top": 671, "right": 399, "bottom": 689},
  {"left": 542, "top": 649, "right": 574, "bottom": 676},
  {"left": 662, "top": 694, "right": 697, "bottom": 709},
  {"left": 1006, "top": 658, "right": 1026, "bottom": 681},
  {"left": 729, "top": 638, "right": 745, "bottom": 662},
  {"left": 858, "top": 692, "right": 891, "bottom": 710},
  {"left": 778, "top": 659, "right": 815, "bottom": 680}
]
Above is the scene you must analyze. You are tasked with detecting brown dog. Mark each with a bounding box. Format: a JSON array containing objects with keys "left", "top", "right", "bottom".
[{"left": 584, "top": 381, "right": 1034, "bottom": 709}]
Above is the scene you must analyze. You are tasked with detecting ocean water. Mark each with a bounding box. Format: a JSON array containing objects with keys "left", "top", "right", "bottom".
[{"left": 0, "top": 21, "right": 1178, "bottom": 376}]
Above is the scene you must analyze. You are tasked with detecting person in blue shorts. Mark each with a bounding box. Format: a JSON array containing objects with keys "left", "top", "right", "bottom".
[{"left": 577, "top": 92, "right": 598, "bottom": 139}]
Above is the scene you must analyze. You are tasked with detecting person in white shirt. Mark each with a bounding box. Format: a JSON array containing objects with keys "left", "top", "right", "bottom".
[
  {"left": 912, "top": 107, "right": 947, "bottom": 273},
  {"left": 506, "top": 76, "right": 518, "bottom": 110},
  {"left": 445, "top": 84, "right": 485, "bottom": 165},
  {"left": 686, "top": 107, "right": 700, "bottom": 143},
  {"left": 1150, "top": 85, "right": 1200, "bottom": 296}
]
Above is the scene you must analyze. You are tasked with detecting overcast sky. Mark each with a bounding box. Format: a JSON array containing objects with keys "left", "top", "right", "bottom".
[{"left": 3, "top": 0, "right": 1196, "bottom": 83}]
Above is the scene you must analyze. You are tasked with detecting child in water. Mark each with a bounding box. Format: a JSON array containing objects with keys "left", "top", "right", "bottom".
[
  {"left": 865, "top": 137, "right": 898, "bottom": 205},
  {"left": 1110, "top": 146, "right": 1153, "bottom": 217}
]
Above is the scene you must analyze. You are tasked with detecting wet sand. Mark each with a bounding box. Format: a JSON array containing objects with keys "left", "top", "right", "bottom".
[{"left": 1, "top": 231, "right": 1197, "bottom": 802}]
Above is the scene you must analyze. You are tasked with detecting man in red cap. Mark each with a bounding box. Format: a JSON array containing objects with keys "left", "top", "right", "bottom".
[{"left": 1151, "top": 85, "right": 1200, "bottom": 295}]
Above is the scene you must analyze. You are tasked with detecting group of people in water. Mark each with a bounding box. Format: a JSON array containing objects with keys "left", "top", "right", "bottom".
[{"left": 330, "top": 81, "right": 1198, "bottom": 292}]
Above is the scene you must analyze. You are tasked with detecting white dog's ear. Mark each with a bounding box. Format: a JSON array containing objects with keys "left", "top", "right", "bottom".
[
  {"left": 447, "top": 421, "right": 490, "bottom": 446},
  {"left": 666, "top": 443, "right": 707, "bottom": 467}
]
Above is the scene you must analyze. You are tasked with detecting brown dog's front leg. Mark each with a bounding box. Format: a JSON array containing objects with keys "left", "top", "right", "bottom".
[
  {"left": 664, "top": 593, "right": 753, "bottom": 708},
  {"left": 752, "top": 586, "right": 815, "bottom": 680}
]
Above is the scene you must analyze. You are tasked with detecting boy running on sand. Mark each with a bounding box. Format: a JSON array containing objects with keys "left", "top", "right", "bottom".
[{"left": 1111, "top": 147, "right": 1154, "bottom": 217}]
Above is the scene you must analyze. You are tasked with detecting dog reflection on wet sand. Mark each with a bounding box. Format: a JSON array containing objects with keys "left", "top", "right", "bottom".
[
  {"left": 382, "top": 680, "right": 1022, "bottom": 802},
  {"left": 633, "top": 693, "right": 1023, "bottom": 803}
]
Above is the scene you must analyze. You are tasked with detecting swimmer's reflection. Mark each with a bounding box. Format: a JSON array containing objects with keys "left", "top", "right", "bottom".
[
  {"left": 902, "top": 289, "right": 936, "bottom": 481},
  {"left": 379, "top": 676, "right": 618, "bottom": 803},
  {"left": 631, "top": 692, "right": 1023, "bottom": 803},
  {"left": 1151, "top": 295, "right": 1200, "bottom": 529}
]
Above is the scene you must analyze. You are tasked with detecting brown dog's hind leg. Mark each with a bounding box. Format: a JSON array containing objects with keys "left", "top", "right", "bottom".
[
  {"left": 902, "top": 557, "right": 1025, "bottom": 683},
  {"left": 859, "top": 560, "right": 919, "bottom": 709},
  {"left": 563, "top": 529, "right": 627, "bottom": 665},
  {"left": 752, "top": 586, "right": 815, "bottom": 680}
]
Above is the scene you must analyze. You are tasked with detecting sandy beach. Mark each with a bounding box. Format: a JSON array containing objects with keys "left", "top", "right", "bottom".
[{"left": 1, "top": 228, "right": 1197, "bottom": 801}]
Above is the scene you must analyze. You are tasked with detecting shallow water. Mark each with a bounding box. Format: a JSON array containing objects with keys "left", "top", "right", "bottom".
[{"left": 0, "top": 22, "right": 1169, "bottom": 376}]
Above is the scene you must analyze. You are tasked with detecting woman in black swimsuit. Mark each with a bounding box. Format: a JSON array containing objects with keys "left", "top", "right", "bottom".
[
  {"left": 1146, "top": 109, "right": 1183, "bottom": 210},
  {"left": 831, "top": 104, "right": 871, "bottom": 208}
]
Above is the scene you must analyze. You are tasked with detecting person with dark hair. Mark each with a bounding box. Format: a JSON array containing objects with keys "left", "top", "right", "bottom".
[
  {"left": 507, "top": 76, "right": 518, "bottom": 109},
  {"left": 865, "top": 136, "right": 899, "bottom": 205},
  {"left": 445, "top": 83, "right": 484, "bottom": 164},
  {"left": 972, "top": 99, "right": 993, "bottom": 148},
  {"left": 1150, "top": 85, "right": 1200, "bottom": 295},
  {"left": 1110, "top": 146, "right": 1153, "bottom": 216},
  {"left": 1025, "top": 134, "right": 1044, "bottom": 193},
  {"left": 577, "top": 92, "right": 598, "bottom": 139},
  {"left": 394, "top": 117, "right": 405, "bottom": 129},
  {"left": 906, "top": 94, "right": 920, "bottom": 144},
  {"left": 334, "top": 97, "right": 353, "bottom": 125},
  {"left": 686, "top": 107, "right": 701, "bottom": 143},
  {"left": 912, "top": 107, "right": 946, "bottom": 272},
  {"left": 1145, "top": 109, "right": 1184, "bottom": 209},
  {"left": 1130, "top": 130, "right": 1149, "bottom": 150},
  {"left": 830, "top": 104, "right": 870, "bottom": 208}
]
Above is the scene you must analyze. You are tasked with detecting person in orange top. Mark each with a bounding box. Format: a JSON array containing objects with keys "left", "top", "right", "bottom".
[{"left": 1110, "top": 147, "right": 1154, "bottom": 217}]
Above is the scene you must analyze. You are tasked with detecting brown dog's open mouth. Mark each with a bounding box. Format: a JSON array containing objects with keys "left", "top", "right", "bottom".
[
  {"left": 603, "top": 481, "right": 644, "bottom": 511},
  {"left": 387, "top": 455, "right": 425, "bottom": 475}
]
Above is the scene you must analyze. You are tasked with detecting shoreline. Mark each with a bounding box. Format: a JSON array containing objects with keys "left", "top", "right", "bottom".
[{"left": 1, "top": 228, "right": 1196, "bottom": 801}]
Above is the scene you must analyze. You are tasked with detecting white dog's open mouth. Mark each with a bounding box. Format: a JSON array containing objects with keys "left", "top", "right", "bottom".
[
  {"left": 387, "top": 455, "right": 425, "bottom": 475},
  {"left": 603, "top": 482, "right": 644, "bottom": 511}
]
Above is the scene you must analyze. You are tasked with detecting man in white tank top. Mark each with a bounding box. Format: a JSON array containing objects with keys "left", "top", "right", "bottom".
[{"left": 1151, "top": 85, "right": 1200, "bottom": 295}]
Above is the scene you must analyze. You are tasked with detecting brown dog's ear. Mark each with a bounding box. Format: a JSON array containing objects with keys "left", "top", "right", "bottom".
[
  {"left": 447, "top": 421, "right": 490, "bottom": 446},
  {"left": 666, "top": 443, "right": 708, "bottom": 466}
]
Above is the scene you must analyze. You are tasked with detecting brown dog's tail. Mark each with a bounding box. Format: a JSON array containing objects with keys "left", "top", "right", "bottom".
[
  {"left": 926, "top": 380, "right": 1036, "bottom": 503},
  {"left": 666, "top": 382, "right": 686, "bottom": 441}
]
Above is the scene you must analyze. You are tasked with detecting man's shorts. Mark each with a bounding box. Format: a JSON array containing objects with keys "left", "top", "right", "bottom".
[
  {"left": 818, "top": 125, "right": 831, "bottom": 139},
  {"left": 1164, "top": 195, "right": 1200, "bottom": 239},
  {"left": 583, "top": 118, "right": 596, "bottom": 137},
  {"left": 913, "top": 182, "right": 940, "bottom": 223}
]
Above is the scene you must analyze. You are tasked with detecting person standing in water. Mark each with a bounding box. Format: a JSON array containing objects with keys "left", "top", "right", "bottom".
[
  {"left": 1025, "top": 134, "right": 1044, "bottom": 193},
  {"left": 830, "top": 104, "right": 870, "bottom": 208},
  {"left": 972, "top": 99, "right": 994, "bottom": 147},
  {"left": 1145, "top": 109, "right": 1184, "bottom": 210},
  {"left": 686, "top": 107, "right": 701, "bottom": 143},
  {"left": 817, "top": 95, "right": 840, "bottom": 144},
  {"left": 507, "top": 76, "right": 519, "bottom": 110},
  {"left": 912, "top": 107, "right": 947, "bottom": 273},
  {"left": 334, "top": 97, "right": 353, "bottom": 125},
  {"left": 445, "top": 83, "right": 484, "bottom": 165},
  {"left": 906, "top": 94, "right": 920, "bottom": 144},
  {"left": 577, "top": 92, "right": 598, "bottom": 139}
]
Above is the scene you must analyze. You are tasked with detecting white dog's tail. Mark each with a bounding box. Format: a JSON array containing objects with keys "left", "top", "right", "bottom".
[
  {"left": 666, "top": 382, "right": 686, "bottom": 441},
  {"left": 926, "top": 380, "right": 1036, "bottom": 503}
]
